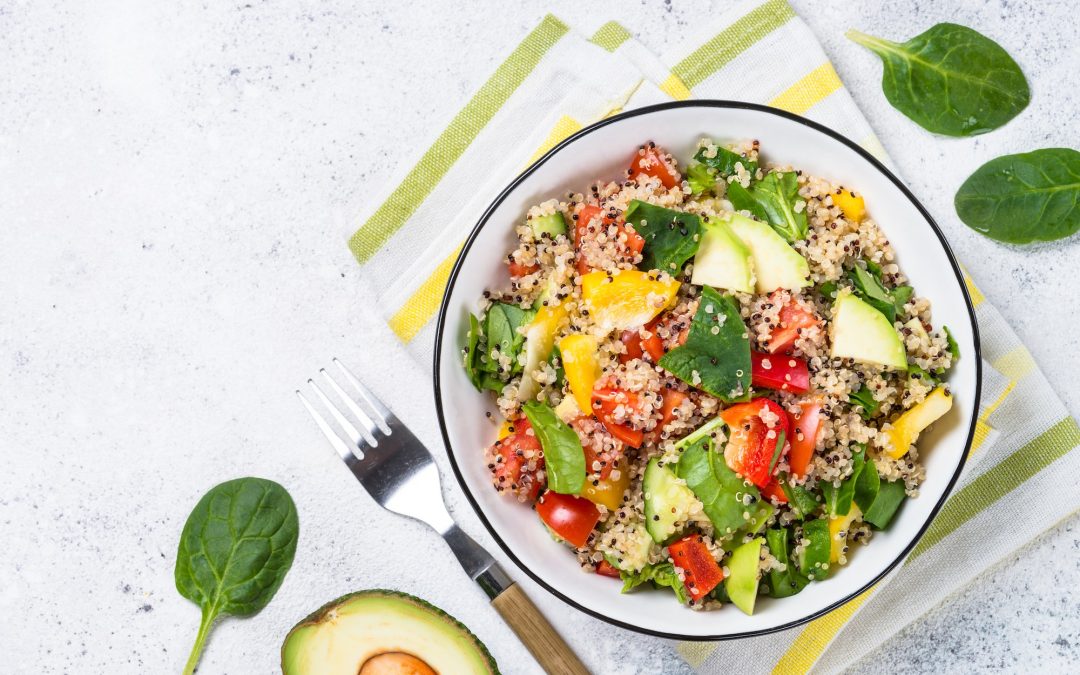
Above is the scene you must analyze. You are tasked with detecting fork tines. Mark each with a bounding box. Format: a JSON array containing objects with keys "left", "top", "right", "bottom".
[{"left": 296, "top": 358, "right": 393, "bottom": 460}]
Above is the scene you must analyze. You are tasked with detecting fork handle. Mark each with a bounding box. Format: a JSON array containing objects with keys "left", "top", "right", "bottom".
[{"left": 491, "top": 582, "right": 591, "bottom": 675}]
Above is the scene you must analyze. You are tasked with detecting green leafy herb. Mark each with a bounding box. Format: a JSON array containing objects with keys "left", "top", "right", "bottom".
[
  {"left": 853, "top": 453, "right": 881, "bottom": 513},
  {"left": 658, "top": 287, "right": 751, "bottom": 402},
  {"left": 484, "top": 302, "right": 533, "bottom": 375},
  {"left": 767, "top": 430, "right": 787, "bottom": 475},
  {"left": 944, "top": 325, "right": 960, "bottom": 364},
  {"left": 620, "top": 562, "right": 690, "bottom": 604},
  {"left": 464, "top": 313, "right": 484, "bottom": 389},
  {"left": 693, "top": 143, "right": 760, "bottom": 179},
  {"left": 862, "top": 480, "right": 908, "bottom": 528},
  {"left": 727, "top": 171, "right": 808, "bottom": 242},
  {"left": 848, "top": 385, "right": 880, "bottom": 420},
  {"left": 846, "top": 260, "right": 913, "bottom": 323},
  {"left": 624, "top": 200, "right": 703, "bottom": 273},
  {"left": 797, "top": 519, "right": 831, "bottom": 579},
  {"left": 175, "top": 477, "right": 299, "bottom": 675},
  {"left": 677, "top": 435, "right": 761, "bottom": 537},
  {"left": 780, "top": 479, "right": 821, "bottom": 519},
  {"left": 686, "top": 162, "right": 716, "bottom": 196},
  {"left": 892, "top": 285, "right": 914, "bottom": 314},
  {"left": 766, "top": 527, "right": 809, "bottom": 598},
  {"left": 908, "top": 364, "right": 939, "bottom": 387},
  {"left": 954, "top": 148, "right": 1080, "bottom": 244},
  {"left": 522, "top": 401, "right": 585, "bottom": 494},
  {"left": 818, "top": 280, "right": 840, "bottom": 300},
  {"left": 847, "top": 24, "right": 1029, "bottom": 137},
  {"left": 823, "top": 445, "right": 866, "bottom": 518}
]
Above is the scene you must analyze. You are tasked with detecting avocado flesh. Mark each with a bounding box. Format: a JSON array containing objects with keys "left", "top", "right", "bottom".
[
  {"left": 830, "top": 290, "right": 907, "bottom": 370},
  {"left": 643, "top": 457, "right": 699, "bottom": 544},
  {"left": 281, "top": 590, "right": 497, "bottom": 675},
  {"left": 725, "top": 537, "right": 763, "bottom": 615},
  {"left": 691, "top": 219, "right": 754, "bottom": 293},
  {"left": 726, "top": 213, "right": 809, "bottom": 293}
]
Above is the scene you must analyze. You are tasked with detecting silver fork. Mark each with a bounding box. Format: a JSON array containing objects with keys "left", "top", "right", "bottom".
[{"left": 298, "top": 358, "right": 589, "bottom": 675}]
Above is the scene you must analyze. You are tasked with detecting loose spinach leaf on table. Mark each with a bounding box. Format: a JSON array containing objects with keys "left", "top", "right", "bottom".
[
  {"left": 693, "top": 143, "right": 759, "bottom": 179},
  {"left": 658, "top": 286, "right": 751, "bottom": 402},
  {"left": 847, "top": 23, "right": 1029, "bottom": 137},
  {"left": 522, "top": 400, "right": 585, "bottom": 494},
  {"left": 954, "top": 148, "right": 1080, "bottom": 244},
  {"left": 727, "top": 171, "right": 808, "bottom": 242},
  {"left": 624, "top": 199, "right": 703, "bottom": 274},
  {"left": 176, "top": 477, "right": 299, "bottom": 675}
]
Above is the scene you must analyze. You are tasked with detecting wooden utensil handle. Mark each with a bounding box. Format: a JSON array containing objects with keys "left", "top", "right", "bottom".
[{"left": 491, "top": 582, "right": 590, "bottom": 675}]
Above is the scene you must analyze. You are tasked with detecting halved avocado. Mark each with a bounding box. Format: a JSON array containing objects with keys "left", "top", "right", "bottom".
[
  {"left": 830, "top": 289, "right": 907, "bottom": 370},
  {"left": 281, "top": 590, "right": 497, "bottom": 675},
  {"left": 726, "top": 213, "right": 810, "bottom": 293}
]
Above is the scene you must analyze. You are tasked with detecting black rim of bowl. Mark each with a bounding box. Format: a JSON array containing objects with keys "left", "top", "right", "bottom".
[{"left": 431, "top": 99, "right": 983, "bottom": 641}]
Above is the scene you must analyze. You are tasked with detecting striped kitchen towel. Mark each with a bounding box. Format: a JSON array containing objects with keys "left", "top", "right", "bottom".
[{"left": 347, "top": 1, "right": 1080, "bottom": 672}]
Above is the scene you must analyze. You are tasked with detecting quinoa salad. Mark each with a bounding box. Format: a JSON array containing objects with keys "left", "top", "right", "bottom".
[{"left": 461, "top": 139, "right": 959, "bottom": 612}]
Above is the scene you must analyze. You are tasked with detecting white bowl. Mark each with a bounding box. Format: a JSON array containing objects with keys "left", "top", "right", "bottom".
[{"left": 433, "top": 101, "right": 981, "bottom": 639}]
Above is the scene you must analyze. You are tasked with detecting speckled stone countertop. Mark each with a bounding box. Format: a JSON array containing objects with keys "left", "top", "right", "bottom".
[{"left": 2, "top": 1, "right": 1078, "bottom": 673}]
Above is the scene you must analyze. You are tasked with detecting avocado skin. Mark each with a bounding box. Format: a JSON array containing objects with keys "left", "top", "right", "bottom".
[{"left": 280, "top": 589, "right": 499, "bottom": 675}]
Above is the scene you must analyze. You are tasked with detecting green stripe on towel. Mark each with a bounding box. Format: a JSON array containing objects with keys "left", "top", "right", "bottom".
[
  {"left": 912, "top": 417, "right": 1080, "bottom": 558},
  {"left": 348, "top": 15, "right": 569, "bottom": 264},
  {"left": 670, "top": 0, "right": 794, "bottom": 89},
  {"left": 591, "top": 21, "right": 632, "bottom": 52}
]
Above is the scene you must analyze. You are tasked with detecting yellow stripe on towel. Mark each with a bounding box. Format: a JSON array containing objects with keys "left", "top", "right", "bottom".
[
  {"left": 526, "top": 116, "right": 583, "bottom": 167},
  {"left": 388, "top": 244, "right": 464, "bottom": 343},
  {"left": 768, "top": 63, "right": 842, "bottom": 115},
  {"left": 772, "top": 585, "right": 877, "bottom": 675},
  {"left": 659, "top": 73, "right": 692, "bottom": 100}
]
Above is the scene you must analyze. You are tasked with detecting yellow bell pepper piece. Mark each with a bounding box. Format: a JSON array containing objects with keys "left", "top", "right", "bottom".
[
  {"left": 834, "top": 189, "right": 866, "bottom": 222},
  {"left": 558, "top": 334, "right": 600, "bottom": 414},
  {"left": 581, "top": 460, "right": 632, "bottom": 510},
  {"left": 516, "top": 301, "right": 569, "bottom": 402},
  {"left": 580, "top": 270, "right": 680, "bottom": 334},
  {"left": 829, "top": 503, "right": 862, "bottom": 564},
  {"left": 497, "top": 419, "right": 514, "bottom": 440},
  {"left": 886, "top": 386, "right": 953, "bottom": 459}
]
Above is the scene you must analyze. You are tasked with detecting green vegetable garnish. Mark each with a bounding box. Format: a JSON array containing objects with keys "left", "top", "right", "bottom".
[
  {"left": 780, "top": 478, "right": 821, "bottom": 519},
  {"left": 847, "top": 23, "right": 1029, "bottom": 137},
  {"left": 686, "top": 162, "right": 717, "bottom": 196},
  {"left": 727, "top": 171, "right": 808, "bottom": 242},
  {"left": 522, "top": 400, "right": 585, "bottom": 494},
  {"left": 767, "top": 430, "right": 787, "bottom": 475},
  {"left": 624, "top": 199, "right": 703, "bottom": 273},
  {"left": 766, "top": 527, "right": 809, "bottom": 598},
  {"left": 176, "top": 478, "right": 299, "bottom": 675},
  {"left": 862, "top": 480, "right": 908, "bottom": 528},
  {"left": 944, "top": 325, "right": 960, "bottom": 364},
  {"left": 620, "top": 562, "right": 690, "bottom": 604},
  {"left": 823, "top": 445, "right": 866, "bottom": 518},
  {"left": 693, "top": 143, "right": 759, "bottom": 179},
  {"left": 677, "top": 433, "right": 761, "bottom": 537},
  {"left": 954, "top": 148, "right": 1080, "bottom": 244},
  {"left": 848, "top": 385, "right": 880, "bottom": 420},
  {"left": 658, "top": 287, "right": 751, "bottom": 402}
]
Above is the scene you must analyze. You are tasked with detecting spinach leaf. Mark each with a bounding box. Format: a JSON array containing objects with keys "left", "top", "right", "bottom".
[
  {"left": 693, "top": 143, "right": 759, "bottom": 179},
  {"left": 944, "top": 325, "right": 960, "bottom": 364},
  {"left": 464, "top": 313, "right": 484, "bottom": 389},
  {"left": 823, "top": 446, "right": 865, "bottom": 518},
  {"left": 848, "top": 385, "right": 880, "bottom": 420},
  {"left": 853, "top": 453, "right": 881, "bottom": 513},
  {"left": 849, "top": 265, "right": 897, "bottom": 323},
  {"left": 658, "top": 287, "right": 751, "bottom": 402},
  {"left": 686, "top": 162, "right": 716, "bottom": 196},
  {"left": 484, "top": 302, "right": 533, "bottom": 375},
  {"left": 892, "top": 285, "right": 914, "bottom": 316},
  {"left": 908, "top": 364, "right": 939, "bottom": 387},
  {"left": 522, "top": 400, "right": 585, "bottom": 494},
  {"left": 780, "top": 479, "right": 821, "bottom": 519},
  {"left": 818, "top": 280, "right": 840, "bottom": 301},
  {"left": 954, "top": 148, "right": 1080, "bottom": 243},
  {"left": 176, "top": 477, "right": 299, "bottom": 675},
  {"left": 766, "top": 527, "right": 809, "bottom": 598},
  {"left": 624, "top": 200, "right": 703, "bottom": 274},
  {"left": 727, "top": 171, "right": 807, "bottom": 242},
  {"left": 676, "top": 435, "right": 760, "bottom": 537},
  {"left": 862, "top": 480, "right": 908, "bottom": 528},
  {"left": 621, "top": 562, "right": 690, "bottom": 604},
  {"left": 847, "top": 24, "right": 1029, "bottom": 137}
]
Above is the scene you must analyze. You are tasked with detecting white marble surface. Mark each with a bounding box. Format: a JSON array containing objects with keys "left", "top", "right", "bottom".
[{"left": 2, "top": 1, "right": 1078, "bottom": 673}]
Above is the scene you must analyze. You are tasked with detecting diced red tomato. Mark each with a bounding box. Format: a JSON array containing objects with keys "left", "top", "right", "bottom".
[
  {"left": 766, "top": 291, "right": 820, "bottom": 354},
  {"left": 760, "top": 478, "right": 789, "bottom": 504},
  {"left": 751, "top": 351, "right": 810, "bottom": 393},
  {"left": 628, "top": 144, "right": 681, "bottom": 189},
  {"left": 645, "top": 388, "right": 689, "bottom": 444},
  {"left": 536, "top": 491, "right": 601, "bottom": 548},
  {"left": 591, "top": 386, "right": 645, "bottom": 448},
  {"left": 488, "top": 420, "right": 545, "bottom": 502},
  {"left": 668, "top": 534, "right": 724, "bottom": 601},
  {"left": 596, "top": 560, "right": 622, "bottom": 578},
  {"left": 655, "top": 311, "right": 690, "bottom": 350},
  {"left": 571, "top": 416, "right": 624, "bottom": 480},
  {"left": 619, "top": 317, "right": 665, "bottom": 364},
  {"left": 575, "top": 204, "right": 643, "bottom": 274},
  {"left": 719, "top": 398, "right": 792, "bottom": 488},
  {"left": 789, "top": 401, "right": 823, "bottom": 478},
  {"left": 507, "top": 259, "right": 539, "bottom": 278}
]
